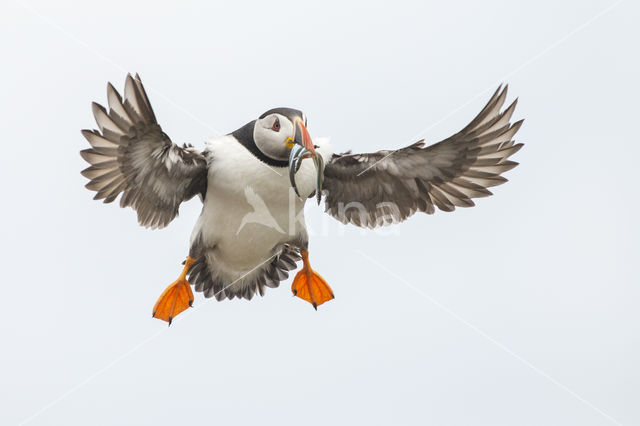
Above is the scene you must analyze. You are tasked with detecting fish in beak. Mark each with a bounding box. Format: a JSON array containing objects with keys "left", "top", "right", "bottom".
[{"left": 289, "top": 119, "right": 324, "bottom": 204}]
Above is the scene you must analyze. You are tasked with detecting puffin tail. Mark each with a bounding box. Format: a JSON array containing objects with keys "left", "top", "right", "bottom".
[{"left": 188, "top": 244, "right": 301, "bottom": 301}]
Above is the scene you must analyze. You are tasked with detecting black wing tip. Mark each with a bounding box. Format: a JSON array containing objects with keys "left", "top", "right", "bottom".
[
  {"left": 79, "top": 149, "right": 94, "bottom": 162},
  {"left": 106, "top": 81, "right": 123, "bottom": 100},
  {"left": 125, "top": 72, "right": 143, "bottom": 85},
  {"left": 91, "top": 101, "right": 107, "bottom": 115},
  {"left": 79, "top": 166, "right": 92, "bottom": 178},
  {"left": 80, "top": 128, "right": 95, "bottom": 138},
  {"left": 512, "top": 118, "right": 525, "bottom": 128},
  {"left": 499, "top": 161, "right": 519, "bottom": 174},
  {"left": 504, "top": 97, "right": 518, "bottom": 114},
  {"left": 491, "top": 83, "right": 508, "bottom": 100},
  {"left": 508, "top": 143, "right": 525, "bottom": 156},
  {"left": 495, "top": 83, "right": 508, "bottom": 95}
]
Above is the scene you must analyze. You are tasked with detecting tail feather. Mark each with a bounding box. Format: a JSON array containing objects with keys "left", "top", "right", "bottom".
[{"left": 188, "top": 244, "right": 301, "bottom": 301}]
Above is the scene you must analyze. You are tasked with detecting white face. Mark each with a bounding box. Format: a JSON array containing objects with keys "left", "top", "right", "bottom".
[{"left": 253, "top": 113, "right": 296, "bottom": 161}]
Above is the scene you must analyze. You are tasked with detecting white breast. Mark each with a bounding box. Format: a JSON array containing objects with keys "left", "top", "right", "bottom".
[{"left": 191, "top": 135, "right": 332, "bottom": 280}]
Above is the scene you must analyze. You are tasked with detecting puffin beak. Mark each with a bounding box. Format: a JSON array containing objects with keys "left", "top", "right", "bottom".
[
  {"left": 295, "top": 120, "right": 315, "bottom": 153},
  {"left": 288, "top": 120, "right": 325, "bottom": 204}
]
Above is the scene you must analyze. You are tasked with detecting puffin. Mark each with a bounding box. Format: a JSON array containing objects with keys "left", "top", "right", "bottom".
[{"left": 81, "top": 74, "right": 523, "bottom": 324}]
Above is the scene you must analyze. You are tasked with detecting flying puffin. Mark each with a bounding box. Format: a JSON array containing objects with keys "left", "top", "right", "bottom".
[{"left": 81, "top": 74, "right": 523, "bottom": 324}]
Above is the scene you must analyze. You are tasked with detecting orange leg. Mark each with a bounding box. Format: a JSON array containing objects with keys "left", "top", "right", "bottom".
[
  {"left": 291, "top": 250, "right": 334, "bottom": 309},
  {"left": 152, "top": 257, "right": 195, "bottom": 325}
]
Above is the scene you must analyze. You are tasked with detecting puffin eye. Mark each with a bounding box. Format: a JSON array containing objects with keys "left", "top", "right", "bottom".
[{"left": 272, "top": 117, "right": 280, "bottom": 132}]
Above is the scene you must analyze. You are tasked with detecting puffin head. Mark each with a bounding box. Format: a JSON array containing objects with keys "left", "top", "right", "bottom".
[
  {"left": 254, "top": 107, "right": 324, "bottom": 203},
  {"left": 254, "top": 107, "right": 313, "bottom": 159}
]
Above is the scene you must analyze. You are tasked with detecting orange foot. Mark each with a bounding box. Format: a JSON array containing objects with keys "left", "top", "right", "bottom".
[
  {"left": 152, "top": 257, "right": 195, "bottom": 325},
  {"left": 291, "top": 250, "right": 334, "bottom": 310}
]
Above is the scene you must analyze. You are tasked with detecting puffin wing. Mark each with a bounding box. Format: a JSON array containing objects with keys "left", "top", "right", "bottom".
[
  {"left": 322, "top": 85, "right": 523, "bottom": 228},
  {"left": 80, "top": 74, "right": 208, "bottom": 229}
]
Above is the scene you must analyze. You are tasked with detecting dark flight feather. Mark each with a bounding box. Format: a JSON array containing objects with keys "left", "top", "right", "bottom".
[
  {"left": 80, "top": 74, "right": 208, "bottom": 229},
  {"left": 322, "top": 85, "right": 524, "bottom": 228}
]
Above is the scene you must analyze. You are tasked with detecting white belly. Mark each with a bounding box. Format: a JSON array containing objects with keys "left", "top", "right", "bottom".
[{"left": 192, "top": 135, "right": 332, "bottom": 281}]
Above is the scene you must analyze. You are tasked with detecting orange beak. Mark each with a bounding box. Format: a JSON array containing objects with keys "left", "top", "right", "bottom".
[{"left": 294, "top": 120, "right": 315, "bottom": 153}]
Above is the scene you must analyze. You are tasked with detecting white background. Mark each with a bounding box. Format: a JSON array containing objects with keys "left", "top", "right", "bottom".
[{"left": 1, "top": 0, "right": 638, "bottom": 425}]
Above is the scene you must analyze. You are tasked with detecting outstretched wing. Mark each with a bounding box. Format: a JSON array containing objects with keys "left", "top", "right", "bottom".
[
  {"left": 322, "top": 85, "right": 523, "bottom": 228},
  {"left": 80, "top": 74, "right": 208, "bottom": 229}
]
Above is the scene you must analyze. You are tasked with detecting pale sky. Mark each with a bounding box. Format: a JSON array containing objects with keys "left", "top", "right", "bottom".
[{"left": 1, "top": 0, "right": 638, "bottom": 425}]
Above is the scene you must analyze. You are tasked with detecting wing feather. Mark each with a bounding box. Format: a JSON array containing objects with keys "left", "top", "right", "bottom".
[
  {"left": 106, "top": 83, "right": 133, "bottom": 130},
  {"left": 322, "top": 85, "right": 523, "bottom": 228},
  {"left": 80, "top": 74, "right": 208, "bottom": 229}
]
